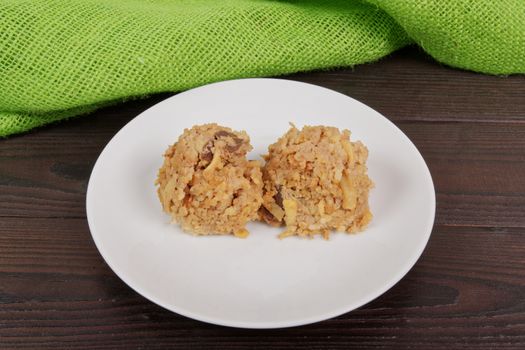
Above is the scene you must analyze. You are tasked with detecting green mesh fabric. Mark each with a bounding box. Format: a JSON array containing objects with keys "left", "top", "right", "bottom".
[{"left": 1, "top": 0, "right": 524, "bottom": 137}]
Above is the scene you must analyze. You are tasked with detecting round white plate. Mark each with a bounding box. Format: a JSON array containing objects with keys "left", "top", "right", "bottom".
[{"left": 87, "top": 78, "right": 435, "bottom": 329}]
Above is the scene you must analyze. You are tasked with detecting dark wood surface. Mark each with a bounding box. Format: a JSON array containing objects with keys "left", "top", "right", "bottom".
[{"left": 1, "top": 47, "right": 524, "bottom": 349}]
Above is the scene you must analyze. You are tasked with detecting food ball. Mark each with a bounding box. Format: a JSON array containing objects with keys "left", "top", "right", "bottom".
[
  {"left": 259, "top": 124, "right": 373, "bottom": 239},
  {"left": 156, "top": 123, "right": 263, "bottom": 237}
]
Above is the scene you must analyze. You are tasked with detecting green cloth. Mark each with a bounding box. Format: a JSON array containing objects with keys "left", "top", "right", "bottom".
[{"left": 1, "top": 0, "right": 524, "bottom": 137}]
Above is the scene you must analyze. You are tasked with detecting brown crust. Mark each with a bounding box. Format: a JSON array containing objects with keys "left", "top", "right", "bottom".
[
  {"left": 200, "top": 130, "right": 245, "bottom": 164},
  {"left": 273, "top": 186, "right": 284, "bottom": 208},
  {"left": 260, "top": 125, "right": 373, "bottom": 238},
  {"left": 156, "top": 123, "right": 263, "bottom": 236},
  {"left": 258, "top": 206, "right": 282, "bottom": 226}
]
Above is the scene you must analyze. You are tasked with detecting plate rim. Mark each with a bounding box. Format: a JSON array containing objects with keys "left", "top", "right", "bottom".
[{"left": 86, "top": 77, "right": 436, "bottom": 329}]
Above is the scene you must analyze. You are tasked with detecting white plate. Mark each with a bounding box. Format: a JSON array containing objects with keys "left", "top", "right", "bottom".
[{"left": 87, "top": 78, "right": 435, "bottom": 329}]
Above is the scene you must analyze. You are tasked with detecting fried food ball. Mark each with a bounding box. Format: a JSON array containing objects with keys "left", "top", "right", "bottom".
[
  {"left": 156, "top": 124, "right": 263, "bottom": 237},
  {"left": 259, "top": 125, "right": 373, "bottom": 239}
]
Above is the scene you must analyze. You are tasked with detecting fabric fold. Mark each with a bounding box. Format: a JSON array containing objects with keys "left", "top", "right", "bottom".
[{"left": 0, "top": 0, "right": 523, "bottom": 137}]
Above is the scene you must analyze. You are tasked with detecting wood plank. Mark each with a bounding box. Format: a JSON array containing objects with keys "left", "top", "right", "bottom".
[
  {"left": 2, "top": 47, "right": 525, "bottom": 349},
  {"left": 395, "top": 122, "right": 525, "bottom": 227},
  {"left": 0, "top": 218, "right": 524, "bottom": 348},
  {"left": 290, "top": 47, "right": 525, "bottom": 123},
  {"left": 2, "top": 119, "right": 524, "bottom": 228}
]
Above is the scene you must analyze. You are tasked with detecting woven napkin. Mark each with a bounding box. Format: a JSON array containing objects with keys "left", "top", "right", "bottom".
[{"left": 1, "top": 0, "right": 524, "bottom": 136}]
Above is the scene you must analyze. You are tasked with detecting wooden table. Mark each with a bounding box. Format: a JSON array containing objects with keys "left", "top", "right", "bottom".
[{"left": 1, "top": 47, "right": 524, "bottom": 349}]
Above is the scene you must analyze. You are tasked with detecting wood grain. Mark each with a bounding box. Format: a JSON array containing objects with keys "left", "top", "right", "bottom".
[
  {"left": 2, "top": 119, "right": 524, "bottom": 227},
  {"left": 289, "top": 47, "right": 525, "bottom": 123},
  {"left": 1, "top": 219, "right": 524, "bottom": 349},
  {"left": 1, "top": 46, "right": 525, "bottom": 349},
  {"left": 0, "top": 218, "right": 525, "bottom": 349}
]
